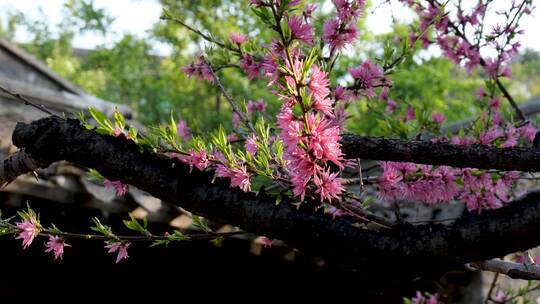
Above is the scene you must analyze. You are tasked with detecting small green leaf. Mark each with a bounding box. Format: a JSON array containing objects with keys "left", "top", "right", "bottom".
[
  {"left": 113, "top": 109, "right": 126, "bottom": 131},
  {"left": 88, "top": 107, "right": 114, "bottom": 133},
  {"left": 192, "top": 215, "right": 211, "bottom": 232}
]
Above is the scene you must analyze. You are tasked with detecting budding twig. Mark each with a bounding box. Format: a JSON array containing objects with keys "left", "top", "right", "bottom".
[{"left": 0, "top": 85, "right": 59, "bottom": 117}]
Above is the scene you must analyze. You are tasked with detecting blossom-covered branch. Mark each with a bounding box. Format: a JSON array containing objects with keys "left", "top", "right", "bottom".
[
  {"left": 340, "top": 134, "right": 540, "bottom": 172},
  {"left": 9, "top": 116, "right": 540, "bottom": 277}
]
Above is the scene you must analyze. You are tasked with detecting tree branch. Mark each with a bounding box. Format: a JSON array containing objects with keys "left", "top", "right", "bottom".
[
  {"left": 340, "top": 135, "right": 540, "bottom": 171},
  {"left": 8, "top": 116, "right": 540, "bottom": 278},
  {"left": 471, "top": 259, "right": 540, "bottom": 281}
]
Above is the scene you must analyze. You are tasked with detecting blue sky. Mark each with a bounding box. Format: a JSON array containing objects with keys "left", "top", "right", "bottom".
[{"left": 0, "top": 0, "right": 538, "bottom": 56}]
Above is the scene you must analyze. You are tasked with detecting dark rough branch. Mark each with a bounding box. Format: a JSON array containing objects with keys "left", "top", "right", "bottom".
[
  {"left": 9, "top": 116, "right": 540, "bottom": 278},
  {"left": 341, "top": 135, "right": 540, "bottom": 172}
]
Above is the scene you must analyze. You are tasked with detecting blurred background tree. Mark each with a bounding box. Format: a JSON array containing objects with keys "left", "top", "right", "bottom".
[{"left": 0, "top": 0, "right": 539, "bottom": 136}]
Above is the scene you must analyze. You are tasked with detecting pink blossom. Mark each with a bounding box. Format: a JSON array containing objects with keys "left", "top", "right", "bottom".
[
  {"left": 216, "top": 165, "right": 251, "bottom": 192},
  {"left": 232, "top": 112, "right": 242, "bottom": 129},
  {"left": 112, "top": 126, "right": 124, "bottom": 137},
  {"left": 501, "top": 66, "right": 512, "bottom": 78},
  {"left": 44, "top": 235, "right": 71, "bottom": 260},
  {"left": 412, "top": 291, "right": 425, "bottom": 304},
  {"left": 259, "top": 236, "right": 272, "bottom": 248},
  {"left": 327, "top": 205, "right": 347, "bottom": 219},
  {"left": 459, "top": 170, "right": 514, "bottom": 212},
  {"left": 479, "top": 127, "right": 504, "bottom": 145},
  {"left": 15, "top": 219, "right": 39, "bottom": 249},
  {"left": 288, "top": 15, "right": 314, "bottom": 45},
  {"left": 230, "top": 32, "right": 247, "bottom": 45},
  {"left": 314, "top": 168, "right": 344, "bottom": 202},
  {"left": 302, "top": 4, "right": 317, "bottom": 19},
  {"left": 323, "top": 18, "right": 358, "bottom": 51},
  {"left": 245, "top": 134, "right": 258, "bottom": 156},
  {"left": 489, "top": 97, "right": 501, "bottom": 110},
  {"left": 519, "top": 123, "right": 536, "bottom": 142},
  {"left": 334, "top": 85, "right": 350, "bottom": 102},
  {"left": 502, "top": 124, "right": 518, "bottom": 148},
  {"left": 349, "top": 60, "right": 383, "bottom": 98},
  {"left": 176, "top": 119, "right": 192, "bottom": 140},
  {"left": 475, "top": 87, "right": 485, "bottom": 100},
  {"left": 227, "top": 133, "right": 238, "bottom": 142},
  {"left": 484, "top": 58, "right": 500, "bottom": 78},
  {"left": 378, "top": 162, "right": 458, "bottom": 204},
  {"left": 451, "top": 135, "right": 475, "bottom": 145},
  {"left": 240, "top": 54, "right": 261, "bottom": 80},
  {"left": 104, "top": 179, "right": 129, "bottom": 196},
  {"left": 492, "top": 112, "right": 504, "bottom": 126},
  {"left": 386, "top": 99, "right": 397, "bottom": 113},
  {"left": 406, "top": 107, "right": 416, "bottom": 121},
  {"left": 411, "top": 291, "right": 440, "bottom": 304},
  {"left": 230, "top": 166, "right": 251, "bottom": 192},
  {"left": 493, "top": 291, "right": 508, "bottom": 302},
  {"left": 249, "top": 0, "right": 264, "bottom": 7},
  {"left": 432, "top": 112, "right": 445, "bottom": 124},
  {"left": 305, "top": 113, "right": 344, "bottom": 168},
  {"left": 185, "top": 149, "right": 209, "bottom": 172},
  {"left": 247, "top": 99, "right": 266, "bottom": 113},
  {"left": 333, "top": 0, "right": 365, "bottom": 20},
  {"left": 105, "top": 242, "right": 130, "bottom": 263},
  {"left": 182, "top": 57, "right": 213, "bottom": 82},
  {"left": 514, "top": 253, "right": 540, "bottom": 264},
  {"left": 309, "top": 65, "right": 333, "bottom": 116},
  {"left": 332, "top": 104, "right": 348, "bottom": 129}
]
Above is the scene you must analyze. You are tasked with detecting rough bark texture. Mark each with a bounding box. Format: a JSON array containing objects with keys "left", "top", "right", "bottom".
[
  {"left": 10, "top": 117, "right": 540, "bottom": 279},
  {"left": 341, "top": 134, "right": 540, "bottom": 171}
]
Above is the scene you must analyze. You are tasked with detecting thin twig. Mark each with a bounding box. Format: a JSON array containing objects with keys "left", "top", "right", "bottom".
[
  {"left": 0, "top": 85, "right": 59, "bottom": 117},
  {"left": 1, "top": 222, "right": 246, "bottom": 243},
  {"left": 206, "top": 59, "right": 256, "bottom": 133},
  {"left": 161, "top": 10, "right": 240, "bottom": 54},
  {"left": 485, "top": 272, "right": 500, "bottom": 304}
]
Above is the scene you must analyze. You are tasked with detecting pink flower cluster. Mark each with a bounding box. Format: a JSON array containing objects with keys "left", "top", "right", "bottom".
[
  {"left": 176, "top": 119, "right": 192, "bottom": 140},
  {"left": 216, "top": 164, "right": 251, "bottom": 192},
  {"left": 378, "top": 162, "right": 458, "bottom": 205},
  {"left": 323, "top": 0, "right": 365, "bottom": 51},
  {"left": 277, "top": 63, "right": 345, "bottom": 202},
  {"left": 349, "top": 60, "right": 385, "bottom": 98},
  {"left": 378, "top": 113, "right": 535, "bottom": 211},
  {"left": 247, "top": 99, "right": 267, "bottom": 114},
  {"left": 182, "top": 56, "right": 214, "bottom": 82},
  {"left": 288, "top": 15, "right": 314, "bottom": 45},
  {"left": 105, "top": 241, "right": 130, "bottom": 263},
  {"left": 104, "top": 178, "right": 129, "bottom": 196},
  {"left": 411, "top": 291, "right": 440, "bottom": 304},
  {"left": 45, "top": 235, "right": 71, "bottom": 260},
  {"left": 230, "top": 32, "right": 247, "bottom": 45},
  {"left": 15, "top": 219, "right": 39, "bottom": 249},
  {"left": 402, "top": 0, "right": 531, "bottom": 79}
]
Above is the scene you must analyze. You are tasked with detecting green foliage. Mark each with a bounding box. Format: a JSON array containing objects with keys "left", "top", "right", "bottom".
[
  {"left": 90, "top": 217, "right": 113, "bottom": 237},
  {"left": 3, "top": 0, "right": 540, "bottom": 138},
  {"left": 123, "top": 215, "right": 150, "bottom": 236}
]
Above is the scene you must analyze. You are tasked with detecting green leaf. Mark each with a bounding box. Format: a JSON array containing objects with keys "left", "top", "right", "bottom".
[
  {"left": 86, "top": 168, "right": 104, "bottom": 183},
  {"left": 123, "top": 214, "right": 151, "bottom": 236},
  {"left": 88, "top": 107, "right": 114, "bottom": 133},
  {"left": 90, "top": 217, "right": 112, "bottom": 236},
  {"left": 192, "top": 215, "right": 211, "bottom": 232},
  {"left": 113, "top": 108, "right": 126, "bottom": 131}
]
